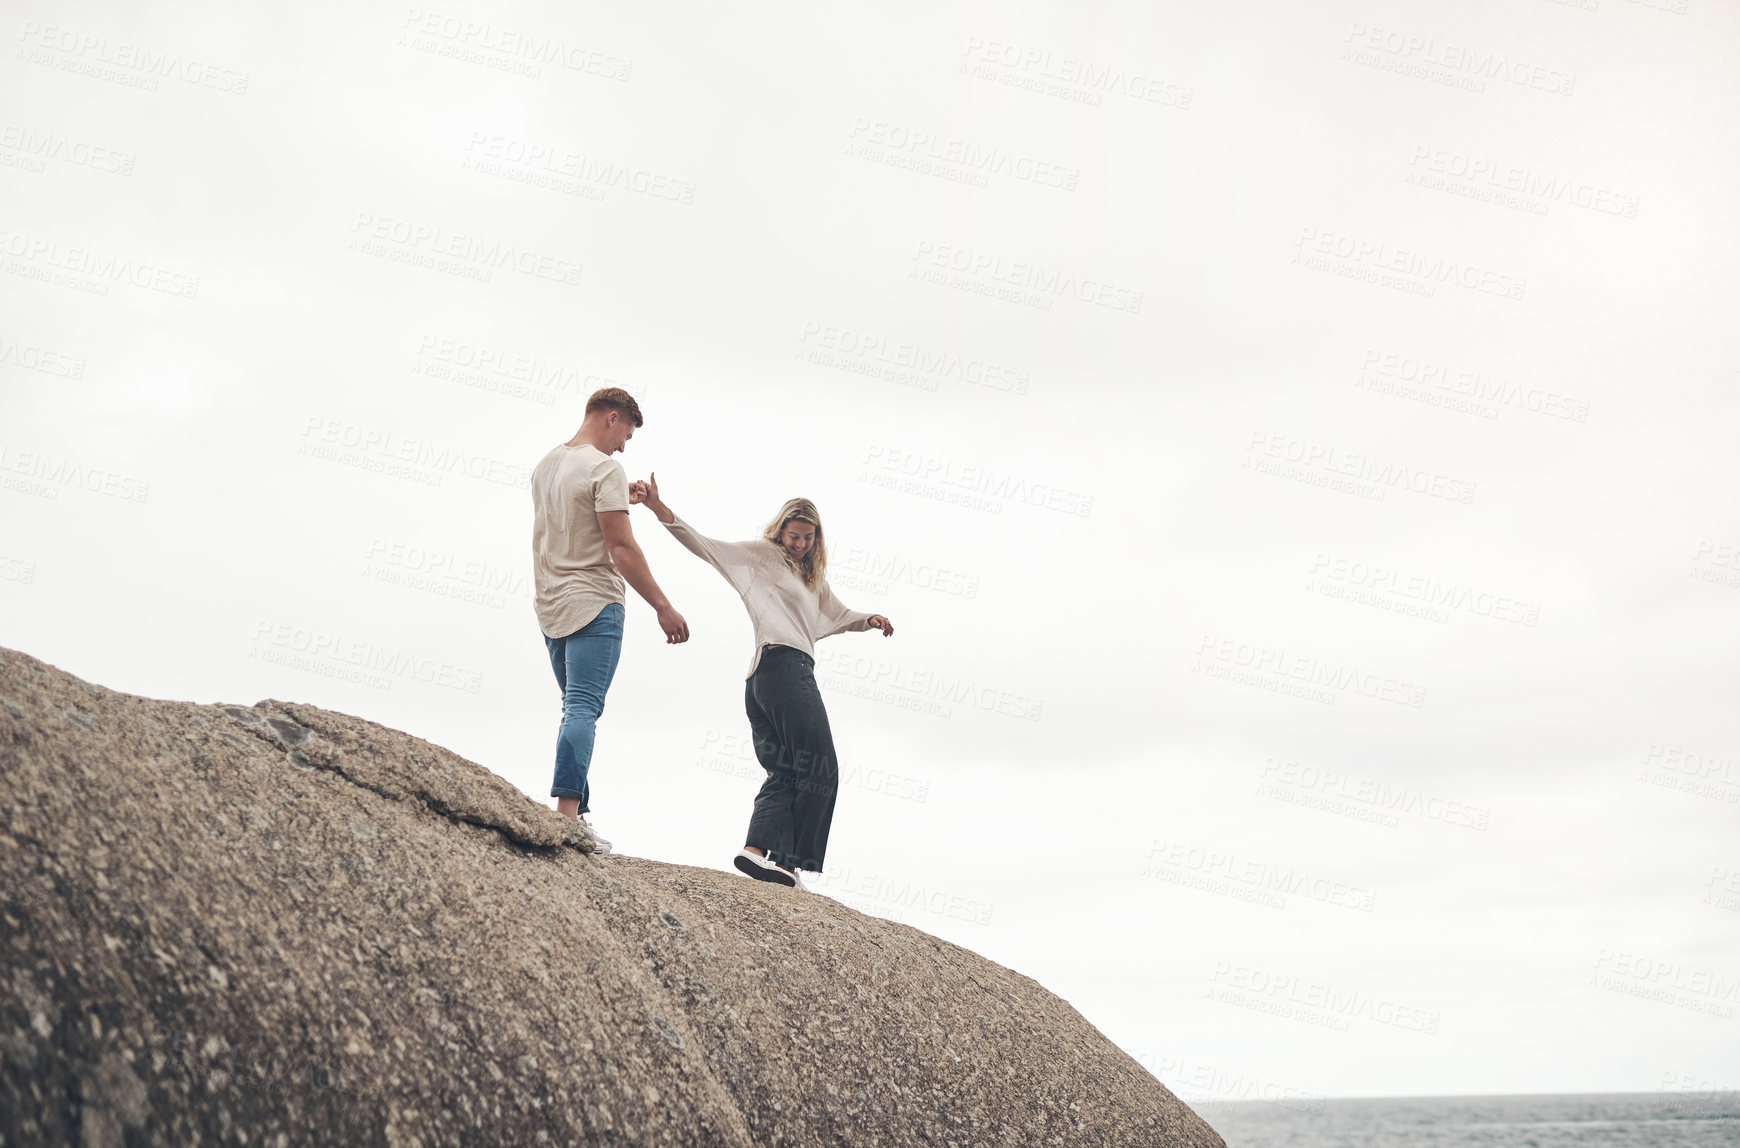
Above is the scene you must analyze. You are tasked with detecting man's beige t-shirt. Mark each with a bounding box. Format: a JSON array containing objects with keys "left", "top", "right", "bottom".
[{"left": 531, "top": 443, "right": 630, "bottom": 639}]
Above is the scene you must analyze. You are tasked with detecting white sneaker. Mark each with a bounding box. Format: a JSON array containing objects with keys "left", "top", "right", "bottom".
[
  {"left": 733, "top": 848, "right": 795, "bottom": 887},
  {"left": 579, "top": 818, "right": 613, "bottom": 856}
]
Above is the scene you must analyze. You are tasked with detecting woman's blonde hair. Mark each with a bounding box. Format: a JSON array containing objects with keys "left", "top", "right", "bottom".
[{"left": 762, "top": 497, "right": 828, "bottom": 591}]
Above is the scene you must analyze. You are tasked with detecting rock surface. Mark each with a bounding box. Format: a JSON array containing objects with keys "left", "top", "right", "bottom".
[{"left": 0, "top": 646, "right": 1224, "bottom": 1147}]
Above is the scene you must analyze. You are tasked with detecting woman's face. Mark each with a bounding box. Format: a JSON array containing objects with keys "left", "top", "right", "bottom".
[{"left": 779, "top": 520, "right": 816, "bottom": 561}]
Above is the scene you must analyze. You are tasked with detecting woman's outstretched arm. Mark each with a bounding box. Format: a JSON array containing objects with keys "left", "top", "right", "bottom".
[
  {"left": 818, "top": 581, "right": 894, "bottom": 637},
  {"left": 631, "top": 472, "right": 764, "bottom": 595}
]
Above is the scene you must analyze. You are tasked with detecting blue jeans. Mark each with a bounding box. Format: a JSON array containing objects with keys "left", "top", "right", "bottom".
[{"left": 544, "top": 602, "right": 624, "bottom": 811}]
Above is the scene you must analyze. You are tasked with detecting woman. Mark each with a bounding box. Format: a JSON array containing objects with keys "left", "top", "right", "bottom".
[{"left": 629, "top": 472, "right": 893, "bottom": 891}]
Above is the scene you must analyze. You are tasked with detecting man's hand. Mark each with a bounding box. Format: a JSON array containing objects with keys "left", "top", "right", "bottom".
[
  {"left": 657, "top": 604, "right": 690, "bottom": 644},
  {"left": 866, "top": 615, "right": 894, "bottom": 636},
  {"left": 628, "top": 480, "right": 648, "bottom": 505}
]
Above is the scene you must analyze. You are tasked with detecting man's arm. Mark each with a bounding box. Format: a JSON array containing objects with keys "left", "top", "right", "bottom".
[{"left": 599, "top": 510, "right": 689, "bottom": 644}]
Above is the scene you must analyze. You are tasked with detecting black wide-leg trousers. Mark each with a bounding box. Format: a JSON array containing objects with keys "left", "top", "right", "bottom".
[{"left": 743, "top": 644, "right": 839, "bottom": 873}]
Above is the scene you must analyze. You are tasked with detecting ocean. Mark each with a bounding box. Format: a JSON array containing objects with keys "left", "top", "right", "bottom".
[{"left": 1193, "top": 1092, "right": 1740, "bottom": 1146}]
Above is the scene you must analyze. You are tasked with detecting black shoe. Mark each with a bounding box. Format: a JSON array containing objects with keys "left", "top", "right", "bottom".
[{"left": 734, "top": 848, "right": 796, "bottom": 887}]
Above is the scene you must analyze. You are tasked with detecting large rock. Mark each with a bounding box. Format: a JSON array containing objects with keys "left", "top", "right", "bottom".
[{"left": 0, "top": 646, "right": 1223, "bottom": 1147}]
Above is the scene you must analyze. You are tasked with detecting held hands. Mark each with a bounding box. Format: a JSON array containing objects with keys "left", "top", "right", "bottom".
[
  {"left": 628, "top": 472, "right": 662, "bottom": 508},
  {"left": 866, "top": 615, "right": 894, "bottom": 636},
  {"left": 628, "top": 473, "right": 674, "bottom": 524}
]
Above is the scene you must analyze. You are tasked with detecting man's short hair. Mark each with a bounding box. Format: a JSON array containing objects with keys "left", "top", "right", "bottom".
[{"left": 585, "top": 387, "right": 643, "bottom": 427}]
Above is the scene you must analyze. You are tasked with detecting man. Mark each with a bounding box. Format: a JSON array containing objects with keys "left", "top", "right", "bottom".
[{"left": 530, "top": 388, "right": 688, "bottom": 853}]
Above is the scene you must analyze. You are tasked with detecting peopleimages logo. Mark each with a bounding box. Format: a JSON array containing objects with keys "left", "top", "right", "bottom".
[
  {"left": 0, "top": 335, "right": 87, "bottom": 379},
  {"left": 811, "top": 865, "right": 993, "bottom": 925},
  {"left": 1308, "top": 553, "right": 1541, "bottom": 627},
  {"left": 958, "top": 37, "right": 1193, "bottom": 109},
  {"left": 1195, "top": 634, "right": 1429, "bottom": 709},
  {"left": 1124, "top": 1050, "right": 1325, "bottom": 1113},
  {"left": 1343, "top": 23, "right": 1575, "bottom": 96},
  {"left": 0, "top": 228, "right": 199, "bottom": 299},
  {"left": 815, "top": 646, "right": 1044, "bottom": 722},
  {"left": 411, "top": 335, "right": 630, "bottom": 405},
  {"left": 1590, "top": 948, "right": 1738, "bottom": 1019},
  {"left": 1405, "top": 146, "right": 1639, "bottom": 219},
  {"left": 0, "top": 444, "right": 149, "bottom": 503},
  {"left": 1358, "top": 349, "right": 1591, "bottom": 423},
  {"left": 0, "top": 124, "right": 136, "bottom": 176},
  {"left": 399, "top": 9, "right": 632, "bottom": 80},
  {"left": 1143, "top": 838, "right": 1379, "bottom": 912},
  {"left": 362, "top": 537, "right": 528, "bottom": 610},
  {"left": 1244, "top": 431, "right": 1477, "bottom": 505},
  {"left": 846, "top": 117, "right": 1080, "bottom": 190},
  {"left": 1208, "top": 961, "right": 1442, "bottom": 1034},
  {"left": 695, "top": 729, "right": 933, "bottom": 802},
  {"left": 798, "top": 322, "right": 1030, "bottom": 396},
  {"left": 16, "top": 21, "right": 251, "bottom": 93},
  {"left": 1259, "top": 756, "right": 1492, "bottom": 831},
  {"left": 462, "top": 132, "right": 695, "bottom": 203},
  {"left": 910, "top": 240, "right": 1143, "bottom": 313},
  {"left": 860, "top": 444, "right": 1092, "bottom": 517},
  {"left": 250, "top": 620, "right": 484, "bottom": 694},
  {"left": 834, "top": 545, "right": 980, "bottom": 599},
  {"left": 1293, "top": 227, "right": 1525, "bottom": 300},
  {"left": 348, "top": 212, "right": 581, "bottom": 286}
]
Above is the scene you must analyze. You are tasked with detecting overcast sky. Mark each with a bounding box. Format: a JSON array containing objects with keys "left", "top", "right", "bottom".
[{"left": 4, "top": 0, "right": 1738, "bottom": 1104}]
